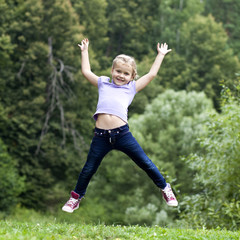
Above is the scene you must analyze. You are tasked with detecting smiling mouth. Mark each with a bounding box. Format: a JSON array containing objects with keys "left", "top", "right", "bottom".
[{"left": 116, "top": 78, "right": 124, "bottom": 82}]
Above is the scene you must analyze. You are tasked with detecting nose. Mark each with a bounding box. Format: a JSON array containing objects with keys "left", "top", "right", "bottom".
[{"left": 119, "top": 72, "right": 124, "bottom": 78}]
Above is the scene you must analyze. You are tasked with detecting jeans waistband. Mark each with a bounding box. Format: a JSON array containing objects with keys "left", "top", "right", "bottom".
[{"left": 94, "top": 124, "right": 129, "bottom": 135}]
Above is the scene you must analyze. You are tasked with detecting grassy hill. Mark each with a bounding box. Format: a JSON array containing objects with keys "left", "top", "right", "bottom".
[
  {"left": 0, "top": 208, "right": 239, "bottom": 239},
  {"left": 1, "top": 220, "right": 239, "bottom": 240}
]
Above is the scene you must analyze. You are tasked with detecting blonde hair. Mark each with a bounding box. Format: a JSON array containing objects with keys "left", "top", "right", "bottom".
[{"left": 112, "top": 54, "right": 138, "bottom": 80}]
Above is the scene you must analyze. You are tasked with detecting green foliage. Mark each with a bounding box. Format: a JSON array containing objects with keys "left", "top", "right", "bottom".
[
  {"left": 106, "top": 0, "right": 162, "bottom": 59},
  {"left": 204, "top": 0, "right": 240, "bottom": 58},
  {"left": 72, "top": 0, "right": 110, "bottom": 68},
  {"left": 0, "top": 34, "right": 14, "bottom": 69},
  {"left": 130, "top": 90, "right": 214, "bottom": 186},
  {"left": 105, "top": 0, "right": 204, "bottom": 59},
  {"left": 178, "top": 14, "right": 239, "bottom": 108},
  {"left": 0, "top": 138, "right": 25, "bottom": 213},
  {"left": 158, "top": 0, "right": 204, "bottom": 51},
  {"left": 179, "top": 81, "right": 240, "bottom": 230},
  {"left": 0, "top": 104, "right": 25, "bottom": 212},
  {"left": 0, "top": 0, "right": 92, "bottom": 209},
  {"left": 130, "top": 13, "right": 240, "bottom": 114}
]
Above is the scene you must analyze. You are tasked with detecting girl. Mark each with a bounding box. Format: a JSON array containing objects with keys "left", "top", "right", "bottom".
[{"left": 62, "top": 39, "right": 178, "bottom": 213}]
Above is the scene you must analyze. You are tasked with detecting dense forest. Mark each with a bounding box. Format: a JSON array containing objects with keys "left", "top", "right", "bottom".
[{"left": 0, "top": 0, "right": 239, "bottom": 230}]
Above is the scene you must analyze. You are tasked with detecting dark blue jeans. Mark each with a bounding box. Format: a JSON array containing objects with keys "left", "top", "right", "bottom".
[{"left": 74, "top": 124, "right": 166, "bottom": 198}]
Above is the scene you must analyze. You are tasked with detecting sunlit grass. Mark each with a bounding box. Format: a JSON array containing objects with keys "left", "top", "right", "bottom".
[
  {"left": 0, "top": 208, "right": 239, "bottom": 239},
  {"left": 1, "top": 220, "right": 240, "bottom": 240}
]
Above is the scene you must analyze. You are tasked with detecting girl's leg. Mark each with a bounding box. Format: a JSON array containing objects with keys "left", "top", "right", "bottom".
[
  {"left": 116, "top": 132, "right": 167, "bottom": 189},
  {"left": 74, "top": 135, "right": 112, "bottom": 198}
]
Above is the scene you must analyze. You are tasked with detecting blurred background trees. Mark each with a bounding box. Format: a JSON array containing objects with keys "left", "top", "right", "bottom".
[
  {"left": 0, "top": 0, "right": 239, "bottom": 229},
  {"left": 179, "top": 79, "right": 240, "bottom": 230}
]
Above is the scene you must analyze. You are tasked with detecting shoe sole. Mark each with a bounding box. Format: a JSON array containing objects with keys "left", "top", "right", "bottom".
[
  {"left": 166, "top": 201, "right": 178, "bottom": 207},
  {"left": 62, "top": 205, "right": 79, "bottom": 213}
]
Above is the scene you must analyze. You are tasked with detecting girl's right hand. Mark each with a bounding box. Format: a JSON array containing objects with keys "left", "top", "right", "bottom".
[
  {"left": 157, "top": 42, "right": 171, "bottom": 55},
  {"left": 78, "top": 38, "right": 89, "bottom": 51}
]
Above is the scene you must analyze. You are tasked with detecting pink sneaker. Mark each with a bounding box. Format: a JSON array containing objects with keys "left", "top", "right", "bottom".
[
  {"left": 62, "top": 191, "right": 82, "bottom": 213},
  {"left": 161, "top": 183, "right": 178, "bottom": 207}
]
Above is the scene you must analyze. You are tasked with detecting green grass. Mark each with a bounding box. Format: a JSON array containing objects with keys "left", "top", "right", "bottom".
[
  {"left": 0, "top": 220, "right": 240, "bottom": 240},
  {"left": 0, "top": 208, "right": 239, "bottom": 240}
]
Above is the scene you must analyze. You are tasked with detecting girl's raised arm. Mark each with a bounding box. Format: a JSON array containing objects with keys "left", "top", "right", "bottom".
[
  {"left": 78, "top": 39, "right": 99, "bottom": 87},
  {"left": 135, "top": 43, "right": 171, "bottom": 92}
]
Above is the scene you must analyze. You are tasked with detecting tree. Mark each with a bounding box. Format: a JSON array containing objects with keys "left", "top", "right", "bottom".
[
  {"left": 0, "top": 0, "right": 93, "bottom": 209},
  {"left": 159, "top": 14, "right": 240, "bottom": 109},
  {"left": 0, "top": 102, "right": 25, "bottom": 213},
  {"left": 105, "top": 0, "right": 162, "bottom": 60},
  {"left": 130, "top": 13, "right": 239, "bottom": 115},
  {"left": 71, "top": 0, "right": 110, "bottom": 69},
  {"left": 179, "top": 80, "right": 240, "bottom": 230},
  {"left": 0, "top": 103, "right": 25, "bottom": 212},
  {"left": 0, "top": 139, "right": 25, "bottom": 213},
  {"left": 204, "top": 0, "right": 240, "bottom": 58},
  {"left": 0, "top": 0, "right": 15, "bottom": 102},
  {"left": 157, "top": 0, "right": 204, "bottom": 52}
]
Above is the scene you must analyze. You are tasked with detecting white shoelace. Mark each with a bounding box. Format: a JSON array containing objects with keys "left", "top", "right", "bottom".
[
  {"left": 67, "top": 197, "right": 79, "bottom": 206},
  {"left": 164, "top": 188, "right": 175, "bottom": 199}
]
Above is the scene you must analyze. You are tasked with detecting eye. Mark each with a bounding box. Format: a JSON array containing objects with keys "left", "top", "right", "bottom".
[{"left": 124, "top": 72, "right": 130, "bottom": 76}]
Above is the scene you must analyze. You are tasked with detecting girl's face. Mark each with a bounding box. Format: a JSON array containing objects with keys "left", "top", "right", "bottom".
[{"left": 111, "top": 62, "right": 134, "bottom": 86}]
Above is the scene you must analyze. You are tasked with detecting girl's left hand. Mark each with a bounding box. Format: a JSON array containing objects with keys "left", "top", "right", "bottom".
[{"left": 157, "top": 43, "right": 172, "bottom": 55}]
